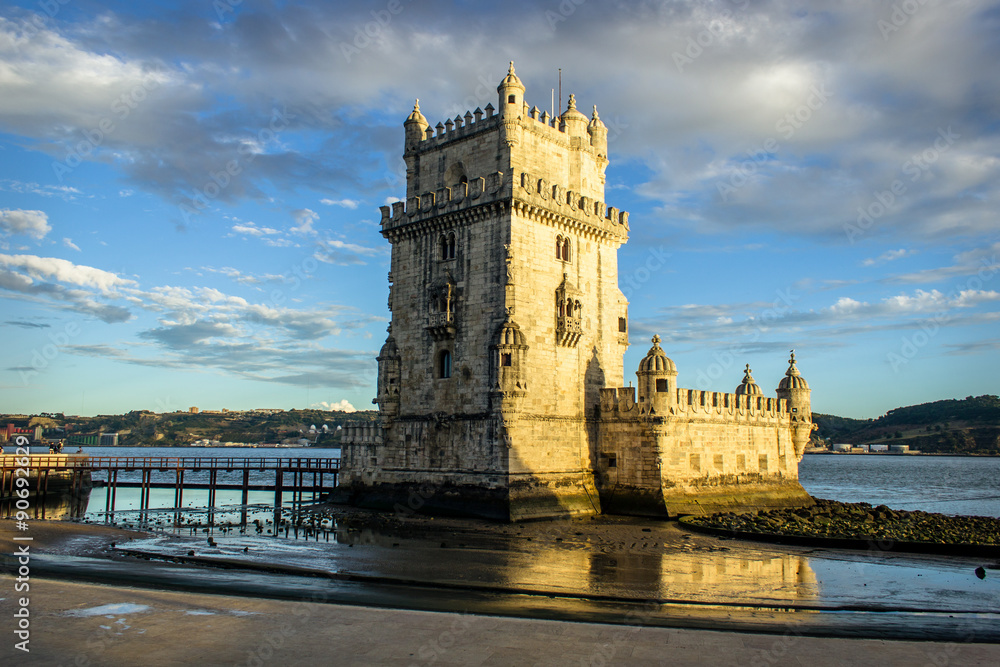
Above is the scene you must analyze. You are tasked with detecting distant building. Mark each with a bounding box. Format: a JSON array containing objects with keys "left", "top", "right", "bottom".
[
  {"left": 189, "top": 407, "right": 199, "bottom": 414},
  {"left": 870, "top": 444, "right": 889, "bottom": 452},
  {"left": 100, "top": 432, "right": 119, "bottom": 447},
  {"left": 832, "top": 443, "right": 852, "bottom": 452},
  {"left": 889, "top": 444, "right": 910, "bottom": 453}
]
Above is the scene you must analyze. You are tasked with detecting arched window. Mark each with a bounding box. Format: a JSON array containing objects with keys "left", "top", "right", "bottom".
[
  {"left": 438, "top": 350, "right": 452, "bottom": 379},
  {"left": 556, "top": 236, "right": 571, "bottom": 262},
  {"left": 439, "top": 232, "right": 456, "bottom": 260},
  {"left": 574, "top": 300, "right": 582, "bottom": 316}
]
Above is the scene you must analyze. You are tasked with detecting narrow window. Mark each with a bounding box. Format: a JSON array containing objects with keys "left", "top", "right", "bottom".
[
  {"left": 655, "top": 379, "right": 668, "bottom": 392},
  {"left": 439, "top": 235, "right": 448, "bottom": 260},
  {"left": 508, "top": 94, "right": 515, "bottom": 104},
  {"left": 438, "top": 350, "right": 452, "bottom": 379},
  {"left": 562, "top": 238, "right": 572, "bottom": 262},
  {"left": 447, "top": 232, "right": 456, "bottom": 259},
  {"left": 618, "top": 317, "right": 627, "bottom": 332},
  {"left": 501, "top": 353, "right": 512, "bottom": 367},
  {"left": 555, "top": 236, "right": 563, "bottom": 260},
  {"left": 606, "top": 453, "right": 617, "bottom": 468}
]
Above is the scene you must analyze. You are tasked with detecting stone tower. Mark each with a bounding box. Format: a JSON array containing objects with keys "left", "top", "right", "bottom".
[{"left": 339, "top": 63, "right": 631, "bottom": 520}]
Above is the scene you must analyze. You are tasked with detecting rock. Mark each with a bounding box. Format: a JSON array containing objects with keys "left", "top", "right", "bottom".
[{"left": 975, "top": 566, "right": 986, "bottom": 580}]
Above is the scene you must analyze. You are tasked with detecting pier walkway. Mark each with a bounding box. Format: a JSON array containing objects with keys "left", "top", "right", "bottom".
[{"left": 0, "top": 455, "right": 340, "bottom": 522}]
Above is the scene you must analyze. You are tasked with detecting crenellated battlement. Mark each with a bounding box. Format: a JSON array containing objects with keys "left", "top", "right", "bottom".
[
  {"left": 380, "top": 170, "right": 629, "bottom": 241},
  {"left": 408, "top": 105, "right": 501, "bottom": 152},
  {"left": 340, "top": 423, "right": 384, "bottom": 445},
  {"left": 600, "top": 385, "right": 790, "bottom": 423}
]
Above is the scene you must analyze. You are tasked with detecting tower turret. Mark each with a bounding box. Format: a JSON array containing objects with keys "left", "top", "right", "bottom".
[
  {"left": 636, "top": 335, "right": 677, "bottom": 415},
  {"left": 497, "top": 61, "right": 525, "bottom": 119},
  {"left": 776, "top": 350, "right": 813, "bottom": 459},
  {"left": 403, "top": 99, "right": 429, "bottom": 153},
  {"left": 588, "top": 105, "right": 608, "bottom": 158},
  {"left": 374, "top": 327, "right": 401, "bottom": 420}
]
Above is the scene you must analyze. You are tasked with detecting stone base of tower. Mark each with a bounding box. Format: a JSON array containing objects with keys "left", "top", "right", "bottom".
[
  {"left": 331, "top": 471, "right": 601, "bottom": 522},
  {"left": 658, "top": 480, "right": 815, "bottom": 517}
]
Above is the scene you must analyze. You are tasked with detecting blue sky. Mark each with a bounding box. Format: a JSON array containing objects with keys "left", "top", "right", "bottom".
[{"left": 0, "top": 0, "right": 997, "bottom": 418}]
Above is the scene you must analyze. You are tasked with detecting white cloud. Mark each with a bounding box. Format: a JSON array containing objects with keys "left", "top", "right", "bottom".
[
  {"left": 290, "top": 209, "right": 319, "bottom": 236},
  {"left": 862, "top": 249, "right": 910, "bottom": 267},
  {"left": 320, "top": 198, "right": 359, "bottom": 209},
  {"left": 313, "top": 399, "right": 357, "bottom": 412},
  {"left": 231, "top": 222, "right": 281, "bottom": 237},
  {"left": 63, "top": 237, "right": 81, "bottom": 252},
  {"left": 0, "top": 253, "right": 134, "bottom": 292},
  {"left": 0, "top": 209, "right": 50, "bottom": 240}
]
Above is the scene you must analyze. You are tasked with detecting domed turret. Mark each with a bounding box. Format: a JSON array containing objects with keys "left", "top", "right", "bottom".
[
  {"left": 497, "top": 61, "right": 525, "bottom": 119},
  {"left": 776, "top": 350, "right": 813, "bottom": 460},
  {"left": 490, "top": 312, "right": 529, "bottom": 411},
  {"left": 404, "top": 99, "right": 429, "bottom": 153},
  {"left": 588, "top": 105, "right": 608, "bottom": 157},
  {"left": 375, "top": 328, "right": 401, "bottom": 418},
  {"left": 735, "top": 364, "right": 763, "bottom": 396},
  {"left": 636, "top": 335, "right": 678, "bottom": 414},
  {"left": 560, "top": 94, "right": 589, "bottom": 137}
]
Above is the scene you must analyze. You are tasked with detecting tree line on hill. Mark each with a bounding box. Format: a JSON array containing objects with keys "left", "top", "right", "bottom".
[
  {"left": 4, "top": 409, "right": 379, "bottom": 447},
  {"left": 811, "top": 395, "right": 1000, "bottom": 455}
]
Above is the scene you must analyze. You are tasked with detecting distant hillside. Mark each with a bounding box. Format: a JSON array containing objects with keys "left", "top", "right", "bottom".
[
  {"left": 812, "top": 395, "right": 1000, "bottom": 455},
  {"left": 3, "top": 409, "right": 378, "bottom": 447}
]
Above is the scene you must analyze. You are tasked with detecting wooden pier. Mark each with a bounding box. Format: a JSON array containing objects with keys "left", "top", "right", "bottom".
[{"left": 1, "top": 455, "right": 340, "bottom": 524}]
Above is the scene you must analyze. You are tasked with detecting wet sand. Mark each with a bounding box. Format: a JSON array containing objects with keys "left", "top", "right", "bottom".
[{"left": 3, "top": 515, "right": 1000, "bottom": 664}]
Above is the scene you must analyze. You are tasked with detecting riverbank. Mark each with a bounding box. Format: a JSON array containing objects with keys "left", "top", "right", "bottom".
[{"left": 681, "top": 498, "right": 1000, "bottom": 557}]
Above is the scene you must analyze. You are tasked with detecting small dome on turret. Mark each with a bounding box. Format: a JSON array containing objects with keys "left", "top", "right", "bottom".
[
  {"left": 560, "top": 93, "right": 589, "bottom": 137},
  {"left": 405, "top": 99, "right": 427, "bottom": 126},
  {"left": 777, "top": 350, "right": 809, "bottom": 390},
  {"left": 735, "top": 364, "right": 763, "bottom": 396},
  {"left": 638, "top": 335, "right": 677, "bottom": 374},
  {"left": 495, "top": 315, "right": 528, "bottom": 348},
  {"left": 588, "top": 105, "right": 607, "bottom": 131},
  {"left": 378, "top": 333, "right": 399, "bottom": 360},
  {"left": 497, "top": 61, "right": 525, "bottom": 93}
]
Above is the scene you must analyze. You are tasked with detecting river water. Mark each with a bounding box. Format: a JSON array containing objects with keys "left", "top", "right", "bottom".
[{"left": 16, "top": 445, "right": 1000, "bottom": 518}]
